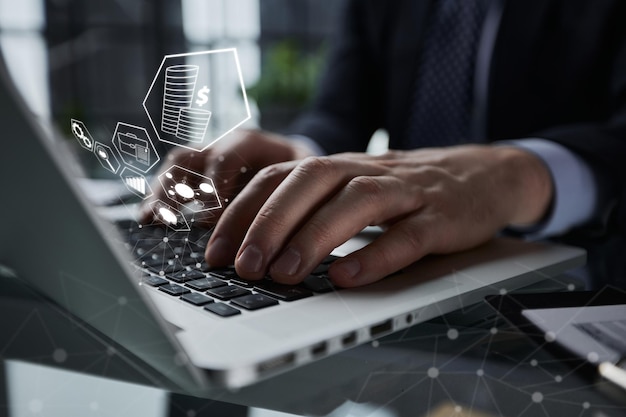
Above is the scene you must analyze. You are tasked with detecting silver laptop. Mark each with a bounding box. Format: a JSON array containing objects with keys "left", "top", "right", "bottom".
[{"left": 0, "top": 51, "right": 586, "bottom": 394}]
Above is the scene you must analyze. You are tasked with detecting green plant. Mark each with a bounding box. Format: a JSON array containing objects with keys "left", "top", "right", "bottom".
[{"left": 247, "top": 40, "right": 326, "bottom": 108}]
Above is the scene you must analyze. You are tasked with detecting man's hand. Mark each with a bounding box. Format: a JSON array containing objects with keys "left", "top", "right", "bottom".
[
  {"left": 139, "top": 129, "right": 316, "bottom": 224},
  {"left": 205, "top": 145, "right": 553, "bottom": 287}
]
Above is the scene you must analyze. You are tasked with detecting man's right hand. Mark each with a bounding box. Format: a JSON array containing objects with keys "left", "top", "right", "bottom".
[{"left": 139, "top": 129, "right": 317, "bottom": 226}]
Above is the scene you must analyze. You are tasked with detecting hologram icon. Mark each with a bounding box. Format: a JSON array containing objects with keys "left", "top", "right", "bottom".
[
  {"left": 93, "top": 142, "right": 121, "bottom": 174},
  {"left": 161, "top": 65, "right": 211, "bottom": 143},
  {"left": 70, "top": 119, "right": 95, "bottom": 151},
  {"left": 143, "top": 48, "right": 251, "bottom": 151},
  {"left": 112, "top": 122, "right": 160, "bottom": 174},
  {"left": 149, "top": 200, "right": 191, "bottom": 232},
  {"left": 158, "top": 165, "right": 221, "bottom": 213},
  {"left": 120, "top": 167, "right": 153, "bottom": 199}
]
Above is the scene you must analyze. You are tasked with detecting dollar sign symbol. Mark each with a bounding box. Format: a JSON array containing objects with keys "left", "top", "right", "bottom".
[{"left": 196, "top": 86, "right": 210, "bottom": 107}]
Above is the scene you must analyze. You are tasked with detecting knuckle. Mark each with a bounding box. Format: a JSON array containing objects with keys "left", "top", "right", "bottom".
[
  {"left": 395, "top": 224, "right": 427, "bottom": 255},
  {"left": 255, "top": 163, "right": 287, "bottom": 184},
  {"left": 345, "top": 176, "right": 386, "bottom": 204},
  {"left": 253, "top": 206, "right": 289, "bottom": 236},
  {"left": 296, "top": 156, "right": 337, "bottom": 178},
  {"left": 303, "top": 218, "right": 334, "bottom": 248}
]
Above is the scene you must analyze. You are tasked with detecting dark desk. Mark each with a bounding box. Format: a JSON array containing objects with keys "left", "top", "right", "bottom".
[{"left": 1, "top": 271, "right": 624, "bottom": 417}]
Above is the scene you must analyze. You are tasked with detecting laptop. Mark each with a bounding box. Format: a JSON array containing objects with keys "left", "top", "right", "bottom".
[
  {"left": 486, "top": 288, "right": 626, "bottom": 394},
  {"left": 0, "top": 51, "right": 586, "bottom": 394}
]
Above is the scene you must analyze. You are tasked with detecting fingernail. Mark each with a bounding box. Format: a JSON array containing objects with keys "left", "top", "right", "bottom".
[
  {"left": 205, "top": 237, "right": 232, "bottom": 263},
  {"left": 332, "top": 259, "right": 361, "bottom": 280},
  {"left": 272, "top": 247, "right": 301, "bottom": 276},
  {"left": 237, "top": 244, "right": 263, "bottom": 274}
]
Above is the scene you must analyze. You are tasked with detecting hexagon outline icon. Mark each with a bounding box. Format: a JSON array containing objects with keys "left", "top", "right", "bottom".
[
  {"left": 157, "top": 164, "right": 222, "bottom": 213},
  {"left": 120, "top": 167, "right": 153, "bottom": 200},
  {"left": 112, "top": 122, "right": 161, "bottom": 174},
  {"left": 142, "top": 48, "right": 251, "bottom": 152},
  {"left": 148, "top": 200, "right": 191, "bottom": 232},
  {"left": 70, "top": 118, "right": 96, "bottom": 152},
  {"left": 93, "top": 141, "right": 121, "bottom": 174}
]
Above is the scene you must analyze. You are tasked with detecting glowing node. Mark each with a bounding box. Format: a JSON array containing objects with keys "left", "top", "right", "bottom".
[
  {"left": 166, "top": 172, "right": 173, "bottom": 179},
  {"left": 499, "top": 288, "right": 507, "bottom": 295},
  {"left": 240, "top": 166, "right": 248, "bottom": 173},
  {"left": 476, "top": 369, "right": 484, "bottom": 377},
  {"left": 53, "top": 348, "right": 67, "bottom": 363},
  {"left": 567, "top": 284, "right": 575, "bottom": 291},
  {"left": 545, "top": 331, "right": 556, "bottom": 342},
  {"left": 490, "top": 327, "right": 498, "bottom": 335},
  {"left": 218, "top": 155, "right": 225, "bottom": 162},
  {"left": 163, "top": 237, "right": 169, "bottom": 243},
  {"left": 530, "top": 359, "right": 538, "bottom": 367},
  {"left": 427, "top": 367, "right": 439, "bottom": 379},
  {"left": 175, "top": 183, "right": 195, "bottom": 199},
  {"left": 555, "top": 375, "right": 562, "bottom": 383},
  {"left": 371, "top": 340, "right": 380, "bottom": 348},
  {"left": 582, "top": 402, "right": 590, "bottom": 409},
  {"left": 199, "top": 182, "right": 215, "bottom": 194},
  {"left": 587, "top": 352, "right": 599, "bottom": 363},
  {"left": 532, "top": 392, "right": 543, "bottom": 403},
  {"left": 118, "top": 296, "right": 127, "bottom": 306},
  {"left": 447, "top": 328, "right": 459, "bottom": 340},
  {"left": 454, "top": 406, "right": 462, "bottom": 413},
  {"left": 159, "top": 207, "right": 178, "bottom": 225}
]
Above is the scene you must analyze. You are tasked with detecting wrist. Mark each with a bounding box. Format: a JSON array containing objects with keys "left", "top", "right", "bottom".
[{"left": 498, "top": 146, "right": 553, "bottom": 227}]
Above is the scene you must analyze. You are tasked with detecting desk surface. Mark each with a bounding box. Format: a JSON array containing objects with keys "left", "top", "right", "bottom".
[{"left": 1, "top": 273, "right": 624, "bottom": 417}]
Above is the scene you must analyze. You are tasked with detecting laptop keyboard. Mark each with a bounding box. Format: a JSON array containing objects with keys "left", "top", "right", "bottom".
[
  {"left": 576, "top": 319, "right": 626, "bottom": 356},
  {"left": 117, "top": 221, "right": 338, "bottom": 317}
]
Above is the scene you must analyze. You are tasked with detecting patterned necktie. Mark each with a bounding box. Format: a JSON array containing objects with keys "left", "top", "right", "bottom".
[{"left": 407, "top": 0, "right": 489, "bottom": 148}]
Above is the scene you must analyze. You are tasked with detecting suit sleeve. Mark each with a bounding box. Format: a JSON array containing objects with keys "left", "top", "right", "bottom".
[{"left": 287, "top": 0, "right": 386, "bottom": 154}]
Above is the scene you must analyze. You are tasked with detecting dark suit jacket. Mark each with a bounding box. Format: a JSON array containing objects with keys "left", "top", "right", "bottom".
[{"left": 290, "top": 0, "right": 626, "bottom": 287}]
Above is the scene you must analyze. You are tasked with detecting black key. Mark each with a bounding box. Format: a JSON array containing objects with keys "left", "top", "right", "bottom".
[
  {"left": 254, "top": 281, "right": 314, "bottom": 301},
  {"left": 159, "top": 283, "right": 190, "bottom": 296},
  {"left": 143, "top": 276, "right": 169, "bottom": 287},
  {"left": 207, "top": 285, "right": 251, "bottom": 300},
  {"left": 321, "top": 255, "right": 339, "bottom": 264},
  {"left": 186, "top": 277, "right": 227, "bottom": 291},
  {"left": 302, "top": 274, "right": 335, "bottom": 293},
  {"left": 148, "top": 262, "right": 186, "bottom": 275},
  {"left": 208, "top": 269, "right": 238, "bottom": 280},
  {"left": 181, "top": 292, "right": 214, "bottom": 306},
  {"left": 205, "top": 302, "right": 241, "bottom": 317},
  {"left": 169, "top": 269, "right": 206, "bottom": 283},
  {"left": 230, "top": 278, "right": 256, "bottom": 288},
  {"left": 140, "top": 257, "right": 170, "bottom": 268},
  {"left": 231, "top": 294, "right": 279, "bottom": 310},
  {"left": 311, "top": 263, "right": 330, "bottom": 275},
  {"left": 192, "top": 261, "right": 212, "bottom": 272}
]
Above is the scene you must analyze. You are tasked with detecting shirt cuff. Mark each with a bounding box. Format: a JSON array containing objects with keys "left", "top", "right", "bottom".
[{"left": 499, "top": 138, "right": 598, "bottom": 239}]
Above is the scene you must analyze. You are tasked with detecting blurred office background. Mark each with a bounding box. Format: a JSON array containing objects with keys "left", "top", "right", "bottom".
[{"left": 0, "top": 0, "right": 343, "bottom": 172}]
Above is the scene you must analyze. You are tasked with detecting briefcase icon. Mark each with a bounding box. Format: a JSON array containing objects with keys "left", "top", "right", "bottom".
[{"left": 118, "top": 132, "right": 150, "bottom": 166}]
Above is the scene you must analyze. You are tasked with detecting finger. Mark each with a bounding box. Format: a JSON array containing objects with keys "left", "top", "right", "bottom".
[
  {"left": 328, "top": 215, "right": 435, "bottom": 287},
  {"left": 234, "top": 157, "right": 388, "bottom": 279},
  {"left": 204, "top": 160, "right": 299, "bottom": 270},
  {"left": 204, "top": 151, "right": 251, "bottom": 207},
  {"left": 268, "top": 175, "right": 424, "bottom": 284}
]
